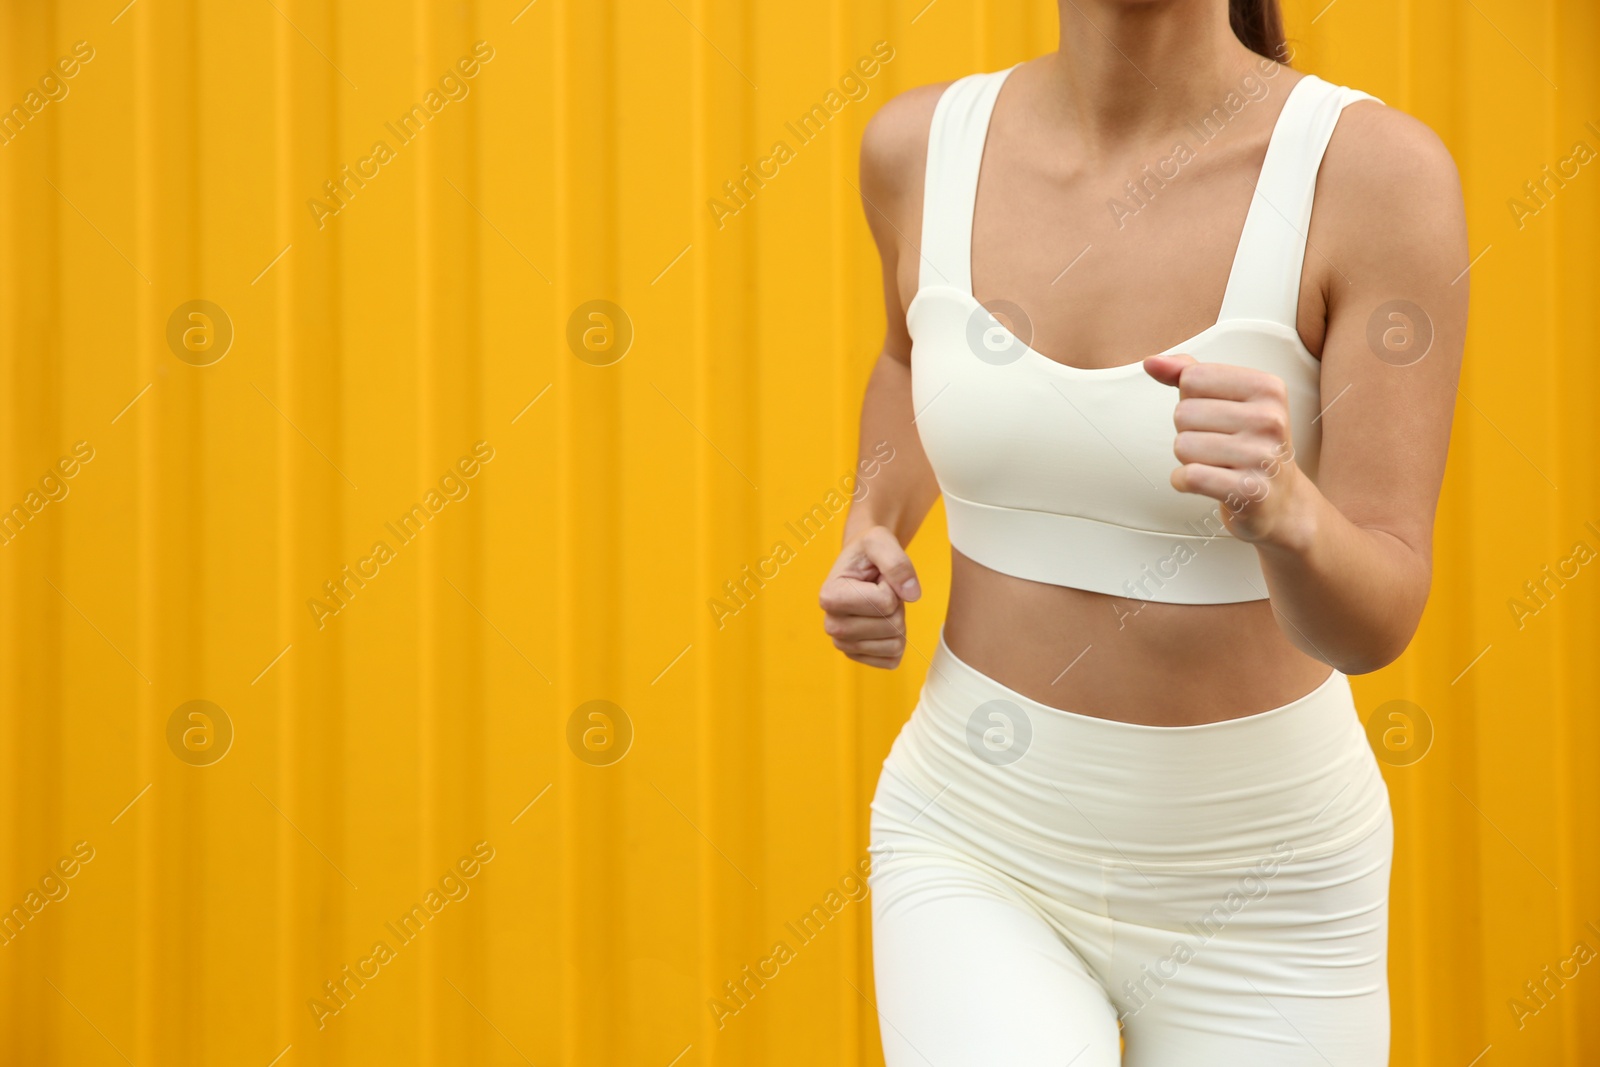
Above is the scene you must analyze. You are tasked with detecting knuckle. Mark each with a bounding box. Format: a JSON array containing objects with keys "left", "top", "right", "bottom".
[{"left": 1250, "top": 405, "right": 1284, "bottom": 436}]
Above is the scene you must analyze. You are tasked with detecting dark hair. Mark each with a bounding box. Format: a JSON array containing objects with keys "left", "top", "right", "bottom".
[{"left": 1229, "top": 0, "right": 1288, "bottom": 63}]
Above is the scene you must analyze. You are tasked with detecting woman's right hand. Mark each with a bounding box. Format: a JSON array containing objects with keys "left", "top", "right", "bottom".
[{"left": 818, "top": 526, "right": 922, "bottom": 669}]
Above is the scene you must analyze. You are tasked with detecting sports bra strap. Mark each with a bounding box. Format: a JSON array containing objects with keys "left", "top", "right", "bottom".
[
  {"left": 919, "top": 68, "right": 1380, "bottom": 324},
  {"left": 1216, "top": 75, "right": 1381, "bottom": 326},
  {"left": 919, "top": 68, "right": 1014, "bottom": 292}
]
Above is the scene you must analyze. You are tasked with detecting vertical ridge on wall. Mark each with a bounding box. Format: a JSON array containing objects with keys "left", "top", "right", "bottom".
[
  {"left": 411, "top": 0, "right": 438, "bottom": 1057},
  {"left": 131, "top": 0, "right": 158, "bottom": 1060},
  {"left": 687, "top": 0, "right": 711, "bottom": 1060},
  {"left": 552, "top": 0, "right": 579, "bottom": 1058},
  {"left": 1552, "top": 1, "right": 1600, "bottom": 1060},
  {"left": 267, "top": 0, "right": 295, "bottom": 1058},
  {"left": 2, "top": 7, "right": 55, "bottom": 1064},
  {"left": 557, "top": 0, "right": 625, "bottom": 1060}
]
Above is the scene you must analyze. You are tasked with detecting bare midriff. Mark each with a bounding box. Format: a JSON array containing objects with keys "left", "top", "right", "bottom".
[{"left": 942, "top": 549, "right": 1335, "bottom": 726}]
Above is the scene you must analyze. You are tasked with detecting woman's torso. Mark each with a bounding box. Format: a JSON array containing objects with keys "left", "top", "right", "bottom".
[{"left": 901, "top": 56, "right": 1352, "bottom": 725}]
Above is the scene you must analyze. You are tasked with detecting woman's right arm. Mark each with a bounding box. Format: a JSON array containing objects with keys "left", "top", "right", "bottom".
[{"left": 820, "top": 86, "right": 948, "bottom": 669}]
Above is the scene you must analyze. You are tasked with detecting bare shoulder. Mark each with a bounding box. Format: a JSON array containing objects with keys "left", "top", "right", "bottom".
[
  {"left": 1315, "top": 97, "right": 1467, "bottom": 281},
  {"left": 858, "top": 81, "right": 951, "bottom": 221},
  {"left": 1323, "top": 99, "right": 1462, "bottom": 211}
]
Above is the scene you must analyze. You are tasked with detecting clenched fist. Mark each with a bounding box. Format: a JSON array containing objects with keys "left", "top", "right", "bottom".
[
  {"left": 819, "top": 526, "right": 921, "bottom": 668},
  {"left": 1144, "top": 353, "right": 1312, "bottom": 546}
]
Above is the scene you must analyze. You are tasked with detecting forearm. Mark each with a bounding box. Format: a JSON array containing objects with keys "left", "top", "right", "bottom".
[
  {"left": 1253, "top": 467, "right": 1431, "bottom": 675},
  {"left": 842, "top": 351, "right": 942, "bottom": 548}
]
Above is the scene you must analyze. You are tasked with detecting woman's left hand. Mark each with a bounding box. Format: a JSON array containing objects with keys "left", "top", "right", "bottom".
[{"left": 1143, "top": 352, "right": 1314, "bottom": 549}]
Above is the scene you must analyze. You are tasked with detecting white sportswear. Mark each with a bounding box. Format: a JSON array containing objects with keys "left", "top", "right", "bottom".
[
  {"left": 909, "top": 67, "right": 1380, "bottom": 604},
  {"left": 869, "top": 634, "right": 1392, "bottom": 1064},
  {"left": 871, "top": 66, "right": 1394, "bottom": 1064}
]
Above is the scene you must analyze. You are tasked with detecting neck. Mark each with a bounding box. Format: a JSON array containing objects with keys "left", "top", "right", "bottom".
[{"left": 1047, "top": 0, "right": 1268, "bottom": 145}]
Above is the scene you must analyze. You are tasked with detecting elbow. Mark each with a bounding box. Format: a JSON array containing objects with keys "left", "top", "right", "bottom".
[
  {"left": 1329, "top": 608, "right": 1427, "bottom": 677},
  {"left": 1330, "top": 553, "right": 1432, "bottom": 676},
  {"left": 1332, "top": 643, "right": 1408, "bottom": 677}
]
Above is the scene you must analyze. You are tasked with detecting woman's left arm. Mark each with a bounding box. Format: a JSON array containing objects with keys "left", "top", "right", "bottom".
[{"left": 1146, "top": 102, "right": 1469, "bottom": 674}]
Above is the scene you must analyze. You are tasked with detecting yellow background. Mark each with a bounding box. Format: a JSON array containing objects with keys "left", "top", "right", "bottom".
[{"left": 1, "top": 0, "right": 1597, "bottom": 1063}]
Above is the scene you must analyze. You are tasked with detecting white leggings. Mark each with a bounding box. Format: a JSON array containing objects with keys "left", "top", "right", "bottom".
[{"left": 868, "top": 633, "right": 1393, "bottom": 1066}]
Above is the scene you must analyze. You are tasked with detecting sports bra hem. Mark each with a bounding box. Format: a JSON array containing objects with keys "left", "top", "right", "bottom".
[{"left": 942, "top": 490, "right": 1270, "bottom": 604}]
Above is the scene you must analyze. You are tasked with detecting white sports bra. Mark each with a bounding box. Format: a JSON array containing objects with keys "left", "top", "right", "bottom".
[{"left": 910, "top": 67, "right": 1379, "bottom": 605}]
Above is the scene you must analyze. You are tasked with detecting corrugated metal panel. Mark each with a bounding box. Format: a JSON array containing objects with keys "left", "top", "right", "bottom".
[{"left": 0, "top": 0, "right": 1595, "bottom": 1063}]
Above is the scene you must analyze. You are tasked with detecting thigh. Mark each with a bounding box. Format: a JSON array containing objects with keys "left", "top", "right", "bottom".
[
  {"left": 1113, "top": 814, "right": 1393, "bottom": 1066},
  {"left": 871, "top": 855, "right": 1122, "bottom": 1067}
]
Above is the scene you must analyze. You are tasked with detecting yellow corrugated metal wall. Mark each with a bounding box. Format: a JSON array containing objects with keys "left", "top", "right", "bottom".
[{"left": 0, "top": 0, "right": 1596, "bottom": 1063}]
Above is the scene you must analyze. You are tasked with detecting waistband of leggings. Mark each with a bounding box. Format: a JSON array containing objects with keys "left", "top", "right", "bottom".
[{"left": 891, "top": 630, "right": 1389, "bottom": 862}]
